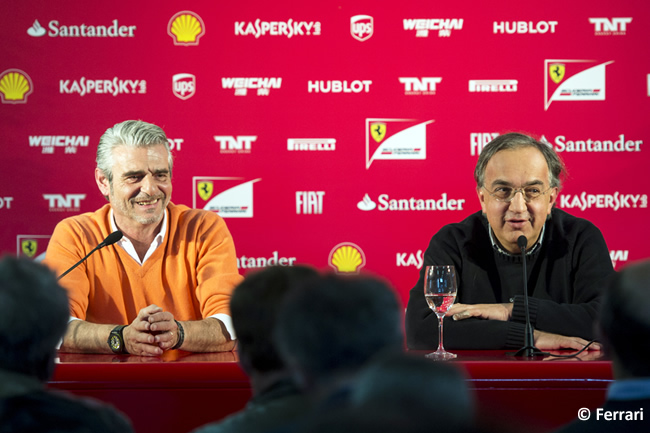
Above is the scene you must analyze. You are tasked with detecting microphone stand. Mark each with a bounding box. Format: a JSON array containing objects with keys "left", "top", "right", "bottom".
[
  {"left": 510, "top": 236, "right": 545, "bottom": 358},
  {"left": 57, "top": 231, "right": 123, "bottom": 281}
]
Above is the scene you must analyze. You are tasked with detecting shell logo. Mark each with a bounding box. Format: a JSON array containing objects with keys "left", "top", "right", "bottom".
[
  {"left": 0, "top": 69, "right": 33, "bottom": 104},
  {"left": 328, "top": 242, "right": 366, "bottom": 274},
  {"left": 168, "top": 11, "right": 205, "bottom": 46}
]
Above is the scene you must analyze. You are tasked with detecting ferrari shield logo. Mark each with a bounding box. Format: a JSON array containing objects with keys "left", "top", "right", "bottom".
[
  {"left": 198, "top": 181, "right": 214, "bottom": 201},
  {"left": 21, "top": 240, "right": 37, "bottom": 257},
  {"left": 370, "top": 122, "right": 386, "bottom": 143},
  {"left": 549, "top": 63, "right": 565, "bottom": 84}
]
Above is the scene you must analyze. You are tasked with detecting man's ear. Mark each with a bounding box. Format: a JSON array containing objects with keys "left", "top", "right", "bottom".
[
  {"left": 547, "top": 187, "right": 559, "bottom": 215},
  {"left": 477, "top": 186, "right": 488, "bottom": 214},
  {"left": 95, "top": 168, "right": 111, "bottom": 197}
]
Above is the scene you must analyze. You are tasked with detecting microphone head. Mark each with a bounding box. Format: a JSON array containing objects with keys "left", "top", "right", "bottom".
[
  {"left": 517, "top": 235, "right": 528, "bottom": 252},
  {"left": 102, "top": 231, "right": 123, "bottom": 247}
]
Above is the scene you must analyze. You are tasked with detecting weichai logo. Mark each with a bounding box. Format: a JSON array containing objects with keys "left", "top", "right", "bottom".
[{"left": 222, "top": 77, "right": 282, "bottom": 96}]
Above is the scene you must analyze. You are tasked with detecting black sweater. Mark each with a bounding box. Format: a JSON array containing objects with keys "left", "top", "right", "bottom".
[{"left": 405, "top": 208, "right": 615, "bottom": 350}]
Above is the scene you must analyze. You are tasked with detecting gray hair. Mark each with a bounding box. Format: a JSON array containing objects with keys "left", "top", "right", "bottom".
[
  {"left": 96, "top": 120, "right": 173, "bottom": 184},
  {"left": 474, "top": 132, "right": 565, "bottom": 189}
]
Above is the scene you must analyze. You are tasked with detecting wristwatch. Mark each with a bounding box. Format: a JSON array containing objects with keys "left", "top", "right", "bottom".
[{"left": 108, "top": 325, "right": 129, "bottom": 354}]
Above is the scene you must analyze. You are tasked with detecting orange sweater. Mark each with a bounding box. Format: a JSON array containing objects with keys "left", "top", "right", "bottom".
[{"left": 44, "top": 203, "right": 243, "bottom": 325}]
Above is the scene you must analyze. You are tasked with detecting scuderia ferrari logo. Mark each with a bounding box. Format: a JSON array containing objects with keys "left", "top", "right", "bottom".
[
  {"left": 370, "top": 122, "right": 386, "bottom": 143},
  {"left": 549, "top": 63, "right": 565, "bottom": 84},
  {"left": 198, "top": 181, "right": 213, "bottom": 201}
]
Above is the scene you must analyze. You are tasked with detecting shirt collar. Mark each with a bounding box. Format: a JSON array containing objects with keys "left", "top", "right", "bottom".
[
  {"left": 109, "top": 207, "right": 167, "bottom": 265},
  {"left": 488, "top": 222, "right": 545, "bottom": 256}
]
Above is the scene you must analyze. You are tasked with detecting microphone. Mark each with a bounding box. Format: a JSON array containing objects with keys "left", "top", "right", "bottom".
[
  {"left": 510, "top": 235, "right": 546, "bottom": 358},
  {"left": 57, "top": 231, "right": 123, "bottom": 281},
  {"left": 98, "top": 230, "right": 123, "bottom": 248},
  {"left": 517, "top": 234, "right": 527, "bottom": 252}
]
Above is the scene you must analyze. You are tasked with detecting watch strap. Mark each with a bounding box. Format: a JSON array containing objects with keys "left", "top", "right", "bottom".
[{"left": 108, "top": 325, "right": 128, "bottom": 354}]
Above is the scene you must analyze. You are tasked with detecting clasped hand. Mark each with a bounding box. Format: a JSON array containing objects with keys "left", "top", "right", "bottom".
[
  {"left": 122, "top": 304, "right": 180, "bottom": 356},
  {"left": 446, "top": 302, "right": 513, "bottom": 322},
  {"left": 445, "top": 302, "right": 601, "bottom": 351}
]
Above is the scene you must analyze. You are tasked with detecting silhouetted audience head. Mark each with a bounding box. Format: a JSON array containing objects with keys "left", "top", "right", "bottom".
[
  {"left": 598, "top": 260, "right": 650, "bottom": 379},
  {"left": 299, "top": 352, "right": 476, "bottom": 433},
  {"left": 230, "top": 265, "right": 319, "bottom": 375},
  {"left": 0, "top": 256, "right": 69, "bottom": 381},
  {"left": 274, "top": 273, "right": 403, "bottom": 391},
  {"left": 352, "top": 351, "right": 474, "bottom": 429}
]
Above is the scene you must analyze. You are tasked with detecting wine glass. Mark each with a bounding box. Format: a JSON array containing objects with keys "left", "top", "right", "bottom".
[{"left": 424, "top": 265, "right": 458, "bottom": 360}]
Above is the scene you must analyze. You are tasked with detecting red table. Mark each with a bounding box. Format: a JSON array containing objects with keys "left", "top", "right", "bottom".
[
  {"left": 49, "top": 350, "right": 612, "bottom": 433},
  {"left": 448, "top": 350, "right": 612, "bottom": 432}
]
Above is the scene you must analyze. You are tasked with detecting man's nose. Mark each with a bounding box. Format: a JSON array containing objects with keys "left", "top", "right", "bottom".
[
  {"left": 508, "top": 190, "right": 527, "bottom": 212},
  {"left": 141, "top": 174, "right": 158, "bottom": 195}
]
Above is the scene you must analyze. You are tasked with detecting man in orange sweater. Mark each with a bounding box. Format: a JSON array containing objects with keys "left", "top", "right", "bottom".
[{"left": 44, "top": 120, "right": 243, "bottom": 356}]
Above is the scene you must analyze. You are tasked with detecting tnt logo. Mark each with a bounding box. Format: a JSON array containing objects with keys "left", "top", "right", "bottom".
[
  {"left": 43, "top": 194, "right": 85, "bottom": 211},
  {"left": 172, "top": 73, "right": 196, "bottom": 100},
  {"left": 589, "top": 18, "right": 632, "bottom": 35},
  {"left": 399, "top": 77, "right": 442, "bottom": 95},
  {"left": 0, "top": 197, "right": 14, "bottom": 209},
  {"left": 296, "top": 191, "right": 325, "bottom": 214},
  {"left": 214, "top": 135, "right": 257, "bottom": 154},
  {"left": 167, "top": 138, "right": 183, "bottom": 151},
  {"left": 351, "top": 15, "right": 373, "bottom": 41}
]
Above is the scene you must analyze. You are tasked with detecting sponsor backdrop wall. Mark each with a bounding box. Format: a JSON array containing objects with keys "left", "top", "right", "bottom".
[{"left": 2, "top": 1, "right": 649, "bottom": 306}]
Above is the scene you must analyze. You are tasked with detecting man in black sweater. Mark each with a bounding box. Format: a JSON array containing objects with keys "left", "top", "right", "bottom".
[{"left": 406, "top": 132, "right": 614, "bottom": 350}]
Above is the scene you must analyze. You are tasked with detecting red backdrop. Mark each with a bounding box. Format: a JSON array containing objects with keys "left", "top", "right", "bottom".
[{"left": 2, "top": 0, "right": 649, "bottom": 306}]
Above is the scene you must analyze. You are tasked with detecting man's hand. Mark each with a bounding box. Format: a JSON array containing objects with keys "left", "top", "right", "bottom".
[
  {"left": 446, "top": 302, "right": 513, "bottom": 322},
  {"left": 148, "top": 307, "right": 181, "bottom": 351},
  {"left": 60, "top": 305, "right": 231, "bottom": 355},
  {"left": 534, "top": 330, "right": 602, "bottom": 351},
  {"left": 124, "top": 305, "right": 168, "bottom": 356}
]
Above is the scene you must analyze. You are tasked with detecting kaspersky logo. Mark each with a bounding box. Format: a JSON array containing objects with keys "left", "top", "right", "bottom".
[
  {"left": 544, "top": 59, "right": 614, "bottom": 110},
  {"left": 366, "top": 118, "right": 433, "bottom": 169},
  {"left": 168, "top": 11, "right": 205, "bottom": 46},
  {"left": 192, "top": 176, "right": 261, "bottom": 218},
  {"left": 0, "top": 69, "right": 34, "bottom": 104},
  {"left": 328, "top": 242, "right": 366, "bottom": 274}
]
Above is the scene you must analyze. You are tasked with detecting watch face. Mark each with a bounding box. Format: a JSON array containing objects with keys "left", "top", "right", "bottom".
[{"left": 110, "top": 334, "right": 122, "bottom": 352}]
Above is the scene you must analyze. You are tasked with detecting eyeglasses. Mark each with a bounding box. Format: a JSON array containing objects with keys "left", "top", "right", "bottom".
[{"left": 483, "top": 185, "right": 553, "bottom": 203}]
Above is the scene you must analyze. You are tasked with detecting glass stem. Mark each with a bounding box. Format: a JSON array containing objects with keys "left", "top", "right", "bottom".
[{"left": 437, "top": 313, "right": 445, "bottom": 352}]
